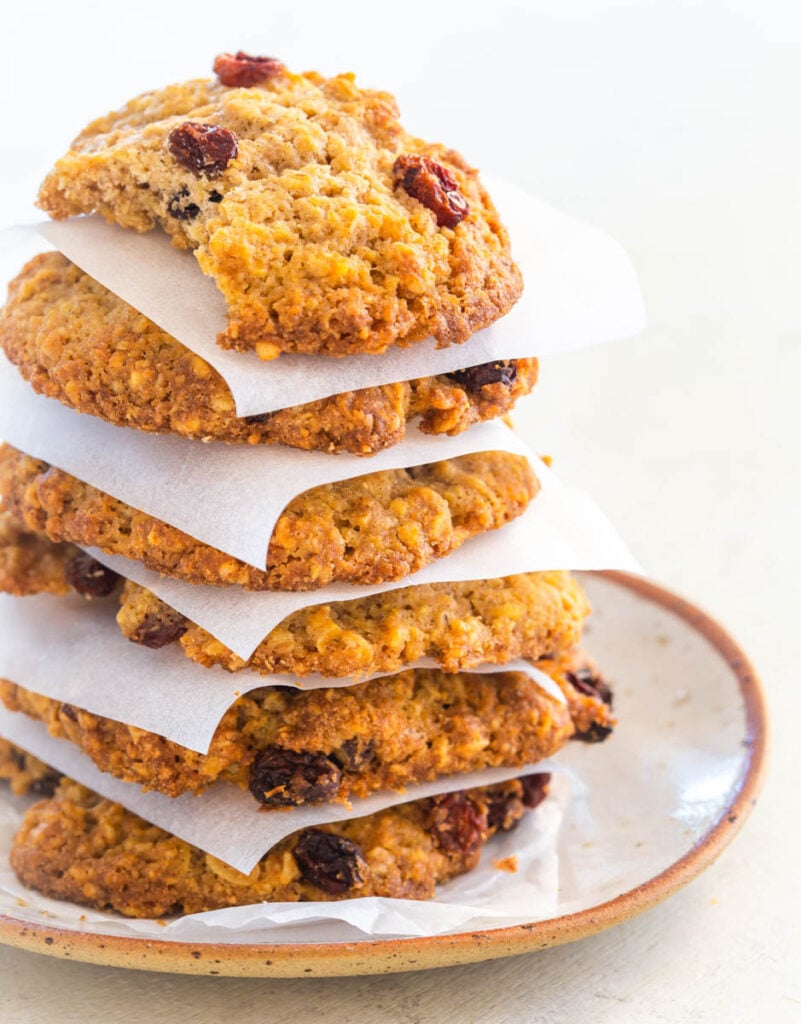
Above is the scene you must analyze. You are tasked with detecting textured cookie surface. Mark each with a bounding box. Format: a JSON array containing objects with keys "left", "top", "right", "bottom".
[
  {"left": 1, "top": 253, "right": 537, "bottom": 454},
  {"left": 11, "top": 774, "right": 548, "bottom": 917},
  {"left": 0, "top": 444, "right": 537, "bottom": 590},
  {"left": 117, "top": 571, "right": 589, "bottom": 679},
  {"left": 37, "top": 61, "right": 523, "bottom": 356},
  {"left": 0, "top": 651, "right": 613, "bottom": 801}
]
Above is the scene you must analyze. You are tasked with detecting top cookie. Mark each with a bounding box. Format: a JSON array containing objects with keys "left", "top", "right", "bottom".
[{"left": 37, "top": 55, "right": 523, "bottom": 358}]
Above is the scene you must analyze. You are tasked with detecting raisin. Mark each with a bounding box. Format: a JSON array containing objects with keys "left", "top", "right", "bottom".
[
  {"left": 573, "top": 721, "right": 615, "bottom": 743},
  {"left": 566, "top": 667, "right": 614, "bottom": 707},
  {"left": 213, "top": 51, "right": 285, "bottom": 87},
  {"left": 60, "top": 704, "right": 78, "bottom": 723},
  {"left": 208, "top": 190, "right": 223, "bottom": 203},
  {"left": 520, "top": 772, "right": 551, "bottom": 809},
  {"left": 485, "top": 785, "right": 524, "bottom": 833},
  {"left": 428, "top": 792, "right": 486, "bottom": 857},
  {"left": 243, "top": 413, "right": 271, "bottom": 425},
  {"left": 64, "top": 553, "right": 120, "bottom": 599},
  {"left": 167, "top": 123, "right": 238, "bottom": 178},
  {"left": 330, "top": 737, "right": 377, "bottom": 771},
  {"left": 248, "top": 747, "right": 341, "bottom": 807},
  {"left": 293, "top": 829, "right": 367, "bottom": 895},
  {"left": 167, "top": 188, "right": 201, "bottom": 220},
  {"left": 29, "top": 771, "right": 62, "bottom": 798},
  {"left": 446, "top": 361, "right": 518, "bottom": 392},
  {"left": 127, "top": 609, "right": 188, "bottom": 649},
  {"left": 393, "top": 154, "right": 469, "bottom": 228}
]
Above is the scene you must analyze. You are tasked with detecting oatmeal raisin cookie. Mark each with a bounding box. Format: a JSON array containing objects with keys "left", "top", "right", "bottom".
[
  {"left": 37, "top": 60, "right": 523, "bottom": 356},
  {"left": 1, "top": 254, "right": 537, "bottom": 454},
  {"left": 0, "top": 443, "right": 537, "bottom": 590},
  {"left": 117, "top": 571, "right": 589, "bottom": 679},
  {"left": 11, "top": 774, "right": 549, "bottom": 916},
  {"left": 0, "top": 651, "right": 613, "bottom": 802}
]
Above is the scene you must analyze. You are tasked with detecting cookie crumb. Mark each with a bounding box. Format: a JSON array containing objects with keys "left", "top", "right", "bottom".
[{"left": 493, "top": 855, "right": 518, "bottom": 873}]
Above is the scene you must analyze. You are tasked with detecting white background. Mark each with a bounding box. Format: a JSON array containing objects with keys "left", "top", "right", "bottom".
[{"left": 0, "top": 0, "right": 799, "bottom": 1020}]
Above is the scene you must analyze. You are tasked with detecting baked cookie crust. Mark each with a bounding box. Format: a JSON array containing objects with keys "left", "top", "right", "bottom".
[
  {"left": 37, "top": 62, "right": 523, "bottom": 357},
  {"left": 0, "top": 444, "right": 537, "bottom": 590},
  {"left": 11, "top": 774, "right": 549, "bottom": 916},
  {"left": 0, "top": 651, "right": 613, "bottom": 802},
  {"left": 1, "top": 253, "right": 537, "bottom": 454},
  {"left": 117, "top": 571, "right": 589, "bottom": 679}
]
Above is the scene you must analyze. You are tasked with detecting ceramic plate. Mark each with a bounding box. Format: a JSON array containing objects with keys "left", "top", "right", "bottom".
[{"left": 0, "top": 572, "right": 767, "bottom": 976}]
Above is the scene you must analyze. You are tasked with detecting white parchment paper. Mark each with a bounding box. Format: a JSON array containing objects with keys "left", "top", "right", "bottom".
[
  {"left": 0, "top": 591, "right": 564, "bottom": 753},
  {"left": 33, "top": 176, "right": 646, "bottom": 416},
  {"left": 0, "top": 357, "right": 533, "bottom": 570},
  {"left": 0, "top": 774, "right": 568, "bottom": 942},
  {"left": 0, "top": 706, "right": 558, "bottom": 875},
  {"left": 80, "top": 454, "right": 641, "bottom": 658}
]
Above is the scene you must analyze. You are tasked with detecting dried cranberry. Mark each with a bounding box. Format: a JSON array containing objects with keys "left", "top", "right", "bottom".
[
  {"left": 446, "top": 361, "right": 518, "bottom": 392},
  {"left": 64, "top": 553, "right": 120, "bottom": 599},
  {"left": 428, "top": 792, "right": 486, "bottom": 857},
  {"left": 566, "top": 667, "right": 614, "bottom": 707},
  {"left": 248, "top": 746, "right": 341, "bottom": 807},
  {"left": 293, "top": 829, "right": 367, "bottom": 895},
  {"left": 520, "top": 773, "right": 551, "bottom": 809},
  {"left": 167, "top": 123, "right": 238, "bottom": 178},
  {"left": 393, "top": 155, "right": 469, "bottom": 228},
  {"left": 127, "top": 609, "right": 188, "bottom": 649},
  {"left": 213, "top": 51, "right": 285, "bottom": 87}
]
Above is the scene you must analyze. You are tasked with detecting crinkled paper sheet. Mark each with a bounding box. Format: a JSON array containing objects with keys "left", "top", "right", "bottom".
[{"left": 32, "top": 175, "right": 646, "bottom": 416}]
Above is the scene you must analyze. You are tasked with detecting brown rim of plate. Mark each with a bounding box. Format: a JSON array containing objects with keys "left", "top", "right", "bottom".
[{"left": 0, "top": 571, "right": 768, "bottom": 978}]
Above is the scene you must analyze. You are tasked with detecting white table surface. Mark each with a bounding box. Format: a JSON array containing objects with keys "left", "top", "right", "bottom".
[{"left": 0, "top": 1, "right": 798, "bottom": 1020}]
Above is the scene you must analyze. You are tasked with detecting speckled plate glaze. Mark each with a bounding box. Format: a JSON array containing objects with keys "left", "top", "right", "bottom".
[{"left": 0, "top": 572, "right": 767, "bottom": 977}]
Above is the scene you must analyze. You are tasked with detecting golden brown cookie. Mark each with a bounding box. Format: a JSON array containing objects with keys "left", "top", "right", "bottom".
[
  {"left": 0, "top": 650, "right": 613, "bottom": 802},
  {"left": 11, "top": 773, "right": 551, "bottom": 916},
  {"left": 37, "top": 59, "right": 523, "bottom": 357},
  {"left": 0, "top": 254, "right": 537, "bottom": 454},
  {"left": 117, "top": 571, "right": 589, "bottom": 679},
  {"left": 0, "top": 443, "right": 537, "bottom": 590},
  {"left": 0, "top": 738, "right": 62, "bottom": 797}
]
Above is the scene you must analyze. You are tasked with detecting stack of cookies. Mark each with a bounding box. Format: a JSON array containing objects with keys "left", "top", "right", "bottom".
[{"left": 0, "top": 54, "right": 619, "bottom": 922}]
